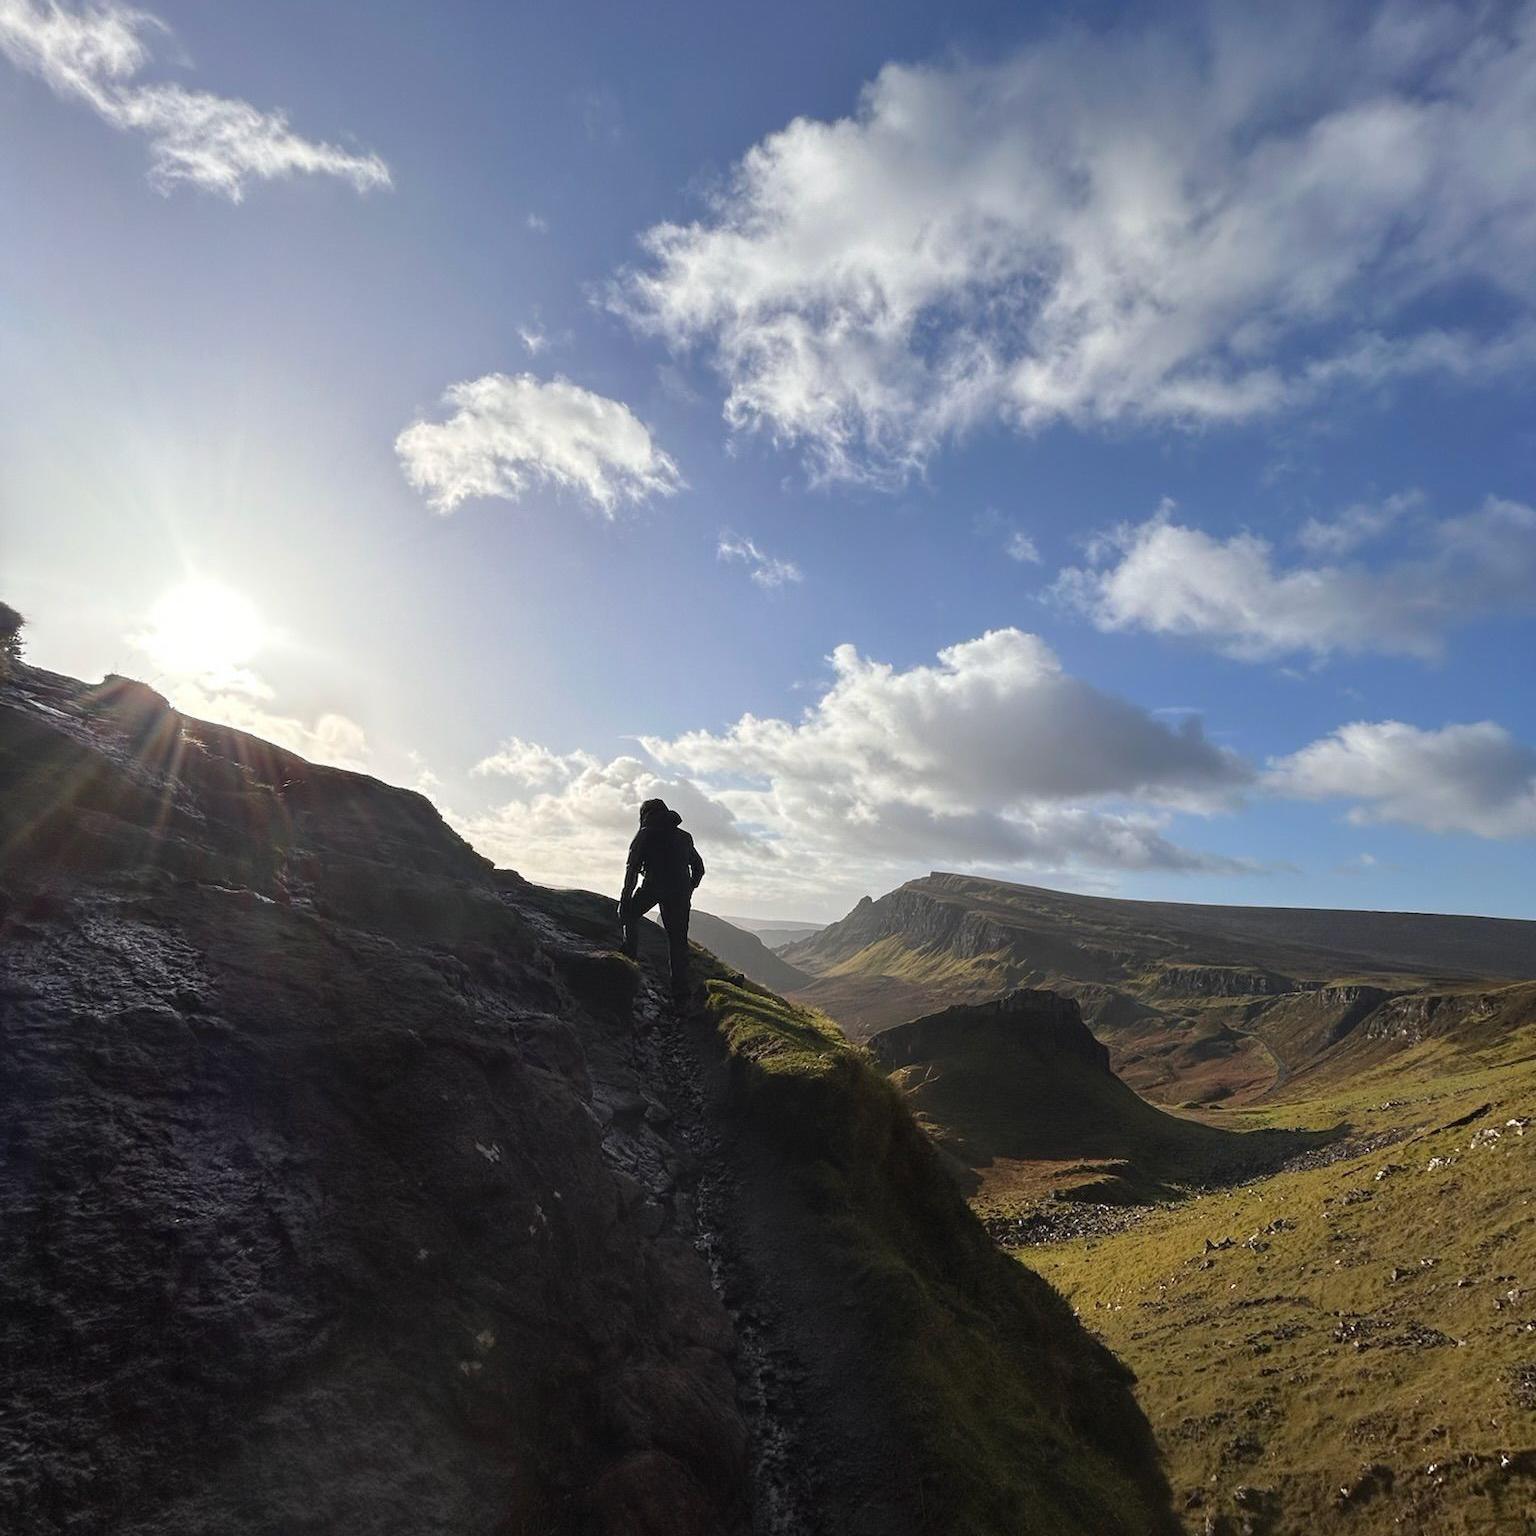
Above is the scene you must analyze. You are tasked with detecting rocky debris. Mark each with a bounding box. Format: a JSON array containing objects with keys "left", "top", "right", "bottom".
[
  {"left": 1375, "top": 1162, "right": 1408, "bottom": 1181},
  {"left": 1334, "top": 1461, "right": 1395, "bottom": 1508},
  {"left": 1222, "top": 1432, "right": 1263, "bottom": 1465},
  {"left": 1332, "top": 1313, "right": 1457, "bottom": 1351},
  {"left": 1279, "top": 1126, "right": 1412, "bottom": 1177},
  {"left": 1511, "top": 1364, "right": 1536, "bottom": 1410},
  {"left": 983, "top": 1202, "right": 1157, "bottom": 1246}
]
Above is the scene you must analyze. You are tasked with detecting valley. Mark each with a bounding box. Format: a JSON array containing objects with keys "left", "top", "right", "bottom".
[
  {"left": 765, "top": 875, "right": 1536, "bottom": 1532},
  {"left": 1029, "top": 1032, "right": 1536, "bottom": 1535}
]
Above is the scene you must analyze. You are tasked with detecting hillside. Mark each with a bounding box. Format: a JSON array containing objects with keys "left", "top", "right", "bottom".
[
  {"left": 0, "top": 663, "right": 1175, "bottom": 1536},
  {"left": 867, "top": 991, "right": 1321, "bottom": 1210},
  {"left": 1028, "top": 1013, "right": 1536, "bottom": 1534},
  {"left": 787, "top": 874, "right": 1536, "bottom": 1103},
  {"left": 687, "top": 910, "right": 812, "bottom": 993}
]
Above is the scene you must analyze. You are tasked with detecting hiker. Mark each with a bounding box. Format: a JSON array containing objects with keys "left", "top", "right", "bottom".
[{"left": 619, "top": 797, "right": 705, "bottom": 1002}]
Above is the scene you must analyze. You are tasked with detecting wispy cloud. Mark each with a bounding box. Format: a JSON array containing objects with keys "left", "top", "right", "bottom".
[
  {"left": 717, "top": 533, "right": 803, "bottom": 589},
  {"left": 1006, "top": 530, "right": 1041, "bottom": 565},
  {"left": 613, "top": 5, "right": 1536, "bottom": 484},
  {"left": 1297, "top": 489, "right": 1423, "bottom": 557},
  {"left": 1056, "top": 496, "right": 1536, "bottom": 661},
  {"left": 396, "top": 372, "right": 683, "bottom": 516},
  {"left": 0, "top": 0, "right": 390, "bottom": 200}
]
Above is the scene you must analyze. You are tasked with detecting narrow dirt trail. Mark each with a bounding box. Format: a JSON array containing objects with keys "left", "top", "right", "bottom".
[{"left": 501, "top": 887, "right": 818, "bottom": 1534}]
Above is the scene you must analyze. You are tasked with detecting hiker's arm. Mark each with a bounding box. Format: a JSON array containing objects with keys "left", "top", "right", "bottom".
[
  {"left": 620, "top": 832, "right": 645, "bottom": 908},
  {"left": 689, "top": 844, "right": 705, "bottom": 890}
]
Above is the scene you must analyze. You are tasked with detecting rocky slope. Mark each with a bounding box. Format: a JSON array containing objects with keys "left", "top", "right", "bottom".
[
  {"left": 0, "top": 663, "right": 1176, "bottom": 1536},
  {"left": 787, "top": 875, "right": 1536, "bottom": 1103}
]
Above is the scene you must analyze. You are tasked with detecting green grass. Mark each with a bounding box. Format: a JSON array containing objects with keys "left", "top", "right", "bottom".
[
  {"left": 818, "top": 931, "right": 1009, "bottom": 991},
  {"left": 703, "top": 978, "right": 1177, "bottom": 1535},
  {"left": 1025, "top": 1027, "right": 1536, "bottom": 1534}
]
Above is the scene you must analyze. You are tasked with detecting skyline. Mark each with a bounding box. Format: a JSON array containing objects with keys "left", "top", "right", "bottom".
[{"left": 4, "top": 0, "right": 1535, "bottom": 920}]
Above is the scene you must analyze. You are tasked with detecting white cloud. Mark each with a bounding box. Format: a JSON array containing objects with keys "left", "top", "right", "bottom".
[
  {"left": 451, "top": 629, "right": 1257, "bottom": 908},
  {"left": 645, "top": 628, "right": 1250, "bottom": 810},
  {"left": 172, "top": 680, "right": 371, "bottom": 772},
  {"left": 526, "top": 212, "right": 548, "bottom": 233},
  {"left": 612, "top": 5, "right": 1536, "bottom": 483},
  {"left": 717, "top": 533, "right": 803, "bottom": 589},
  {"left": 1268, "top": 720, "right": 1536, "bottom": 837},
  {"left": 0, "top": 0, "right": 390, "bottom": 200},
  {"left": 472, "top": 737, "right": 597, "bottom": 788},
  {"left": 517, "top": 324, "right": 548, "bottom": 356},
  {"left": 1006, "top": 530, "right": 1041, "bottom": 564},
  {"left": 1057, "top": 496, "right": 1536, "bottom": 660},
  {"left": 1297, "top": 489, "right": 1423, "bottom": 557},
  {"left": 395, "top": 373, "right": 683, "bottom": 516},
  {"left": 450, "top": 754, "right": 755, "bottom": 894}
]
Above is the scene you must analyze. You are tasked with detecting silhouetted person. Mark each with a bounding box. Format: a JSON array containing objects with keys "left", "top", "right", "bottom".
[{"left": 619, "top": 797, "right": 705, "bottom": 1003}]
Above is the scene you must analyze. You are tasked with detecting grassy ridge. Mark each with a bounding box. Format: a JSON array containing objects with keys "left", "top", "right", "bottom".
[{"left": 705, "top": 979, "right": 1178, "bottom": 1535}]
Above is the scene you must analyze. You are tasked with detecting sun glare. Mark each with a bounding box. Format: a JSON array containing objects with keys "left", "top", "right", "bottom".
[{"left": 139, "top": 579, "right": 268, "bottom": 681}]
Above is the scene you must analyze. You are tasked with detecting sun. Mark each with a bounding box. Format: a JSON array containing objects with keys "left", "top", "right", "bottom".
[{"left": 138, "top": 579, "right": 268, "bottom": 682}]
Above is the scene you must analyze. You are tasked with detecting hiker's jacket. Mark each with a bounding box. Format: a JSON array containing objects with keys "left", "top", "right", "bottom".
[{"left": 624, "top": 807, "right": 705, "bottom": 898}]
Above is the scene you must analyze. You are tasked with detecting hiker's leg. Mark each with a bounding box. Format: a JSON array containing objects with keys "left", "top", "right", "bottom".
[
  {"left": 660, "top": 895, "right": 692, "bottom": 999},
  {"left": 621, "top": 883, "right": 658, "bottom": 957}
]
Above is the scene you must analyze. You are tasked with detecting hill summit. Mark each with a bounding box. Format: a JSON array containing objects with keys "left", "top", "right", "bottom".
[{"left": 868, "top": 989, "right": 1317, "bottom": 1210}]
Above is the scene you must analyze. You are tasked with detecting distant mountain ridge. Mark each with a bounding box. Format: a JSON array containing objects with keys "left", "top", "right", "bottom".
[
  {"left": 786, "top": 873, "right": 1536, "bottom": 1102},
  {"left": 717, "top": 916, "right": 825, "bottom": 950},
  {"left": 687, "top": 910, "right": 812, "bottom": 993}
]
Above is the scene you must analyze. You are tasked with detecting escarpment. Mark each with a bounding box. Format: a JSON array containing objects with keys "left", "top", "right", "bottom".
[
  {"left": 787, "top": 873, "right": 1536, "bottom": 1102},
  {"left": 0, "top": 664, "right": 1176, "bottom": 1536}
]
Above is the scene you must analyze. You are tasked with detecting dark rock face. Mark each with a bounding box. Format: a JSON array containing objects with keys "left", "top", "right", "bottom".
[
  {"left": 1360, "top": 990, "right": 1502, "bottom": 1045},
  {"left": 0, "top": 668, "right": 748, "bottom": 1535},
  {"left": 871, "top": 989, "right": 1112, "bottom": 1076},
  {"left": 1147, "top": 965, "right": 1295, "bottom": 999}
]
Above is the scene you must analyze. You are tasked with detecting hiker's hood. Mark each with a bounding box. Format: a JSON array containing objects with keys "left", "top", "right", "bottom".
[{"left": 643, "top": 806, "right": 683, "bottom": 829}]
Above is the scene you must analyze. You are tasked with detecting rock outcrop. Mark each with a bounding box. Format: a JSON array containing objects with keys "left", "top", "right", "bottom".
[
  {"left": 0, "top": 664, "right": 1177, "bottom": 1535},
  {"left": 867, "top": 991, "right": 1320, "bottom": 1208}
]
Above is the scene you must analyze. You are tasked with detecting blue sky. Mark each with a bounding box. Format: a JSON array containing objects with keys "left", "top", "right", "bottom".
[{"left": 3, "top": 0, "right": 1534, "bottom": 919}]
